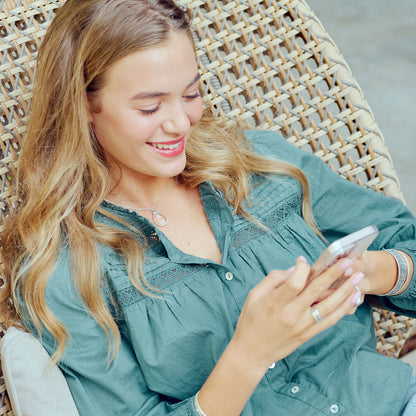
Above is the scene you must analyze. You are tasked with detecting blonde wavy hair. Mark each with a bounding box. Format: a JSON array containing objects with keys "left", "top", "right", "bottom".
[{"left": 0, "top": 0, "right": 318, "bottom": 362}]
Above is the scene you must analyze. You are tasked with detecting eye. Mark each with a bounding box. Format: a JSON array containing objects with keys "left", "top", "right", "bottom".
[
  {"left": 139, "top": 104, "right": 160, "bottom": 116},
  {"left": 184, "top": 92, "right": 201, "bottom": 100}
]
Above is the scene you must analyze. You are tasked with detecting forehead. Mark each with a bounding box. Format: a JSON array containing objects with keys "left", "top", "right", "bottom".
[{"left": 101, "top": 32, "right": 198, "bottom": 96}]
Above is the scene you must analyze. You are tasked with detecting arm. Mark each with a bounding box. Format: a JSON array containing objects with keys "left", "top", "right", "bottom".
[
  {"left": 246, "top": 129, "right": 416, "bottom": 315},
  {"left": 293, "top": 142, "right": 416, "bottom": 310}
]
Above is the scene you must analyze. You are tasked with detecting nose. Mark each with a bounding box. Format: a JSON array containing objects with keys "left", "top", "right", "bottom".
[{"left": 162, "top": 102, "right": 191, "bottom": 135}]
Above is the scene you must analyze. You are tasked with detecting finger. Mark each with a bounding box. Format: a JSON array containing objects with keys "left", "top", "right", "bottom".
[
  {"left": 350, "top": 271, "right": 365, "bottom": 305},
  {"left": 351, "top": 285, "right": 364, "bottom": 307},
  {"left": 249, "top": 268, "right": 294, "bottom": 302},
  {"left": 315, "top": 269, "right": 366, "bottom": 303},
  {"left": 304, "top": 302, "right": 360, "bottom": 350},
  {"left": 275, "top": 257, "right": 311, "bottom": 301},
  {"left": 304, "top": 294, "right": 362, "bottom": 342},
  {"left": 300, "top": 258, "right": 354, "bottom": 305},
  {"left": 308, "top": 271, "right": 365, "bottom": 325}
]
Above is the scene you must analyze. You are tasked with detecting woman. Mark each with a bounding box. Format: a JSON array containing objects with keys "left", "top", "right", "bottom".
[{"left": 1, "top": 0, "right": 416, "bottom": 415}]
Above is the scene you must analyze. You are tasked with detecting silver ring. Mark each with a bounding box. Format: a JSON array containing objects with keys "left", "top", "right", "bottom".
[
  {"left": 311, "top": 304, "right": 323, "bottom": 323},
  {"left": 354, "top": 286, "right": 363, "bottom": 307}
]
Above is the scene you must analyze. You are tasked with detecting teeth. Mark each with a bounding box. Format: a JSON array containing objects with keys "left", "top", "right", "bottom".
[{"left": 152, "top": 142, "right": 180, "bottom": 150}]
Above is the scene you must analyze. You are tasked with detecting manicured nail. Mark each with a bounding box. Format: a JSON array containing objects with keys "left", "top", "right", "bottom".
[
  {"left": 339, "top": 258, "right": 353, "bottom": 272},
  {"left": 344, "top": 267, "right": 353, "bottom": 277},
  {"left": 298, "top": 256, "right": 307, "bottom": 262},
  {"left": 286, "top": 266, "right": 295, "bottom": 275},
  {"left": 352, "top": 272, "right": 365, "bottom": 286},
  {"left": 351, "top": 287, "right": 363, "bottom": 306}
]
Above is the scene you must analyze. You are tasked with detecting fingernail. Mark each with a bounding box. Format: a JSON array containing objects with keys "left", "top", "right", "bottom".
[
  {"left": 351, "top": 288, "right": 363, "bottom": 306},
  {"left": 286, "top": 266, "right": 295, "bottom": 275},
  {"left": 352, "top": 272, "right": 365, "bottom": 286},
  {"left": 339, "top": 258, "right": 353, "bottom": 272},
  {"left": 344, "top": 267, "right": 353, "bottom": 277},
  {"left": 298, "top": 256, "right": 307, "bottom": 262}
]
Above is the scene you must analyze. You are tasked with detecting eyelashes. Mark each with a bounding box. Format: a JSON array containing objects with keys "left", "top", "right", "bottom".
[
  {"left": 184, "top": 92, "right": 201, "bottom": 100},
  {"left": 140, "top": 105, "right": 160, "bottom": 116},
  {"left": 139, "top": 93, "right": 201, "bottom": 116}
]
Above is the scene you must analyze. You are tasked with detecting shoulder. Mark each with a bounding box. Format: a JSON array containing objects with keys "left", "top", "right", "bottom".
[
  {"left": 244, "top": 129, "right": 308, "bottom": 164},
  {"left": 44, "top": 243, "right": 118, "bottom": 308},
  {"left": 244, "top": 128, "right": 288, "bottom": 150},
  {"left": 244, "top": 128, "right": 332, "bottom": 176}
]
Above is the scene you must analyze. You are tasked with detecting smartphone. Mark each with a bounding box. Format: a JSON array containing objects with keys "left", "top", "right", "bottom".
[{"left": 308, "top": 225, "right": 379, "bottom": 284}]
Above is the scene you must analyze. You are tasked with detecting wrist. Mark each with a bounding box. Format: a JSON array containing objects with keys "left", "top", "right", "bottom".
[
  {"left": 225, "top": 336, "right": 270, "bottom": 381},
  {"left": 194, "top": 392, "right": 207, "bottom": 416},
  {"left": 359, "top": 250, "right": 398, "bottom": 295},
  {"left": 197, "top": 337, "right": 267, "bottom": 416},
  {"left": 382, "top": 249, "right": 413, "bottom": 296}
]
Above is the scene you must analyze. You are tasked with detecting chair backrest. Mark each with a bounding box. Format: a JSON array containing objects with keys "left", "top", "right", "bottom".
[
  {"left": 0, "top": 327, "right": 80, "bottom": 416},
  {"left": 0, "top": 0, "right": 413, "bottom": 414}
]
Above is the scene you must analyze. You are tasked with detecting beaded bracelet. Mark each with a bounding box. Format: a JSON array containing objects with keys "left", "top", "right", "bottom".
[
  {"left": 383, "top": 249, "right": 411, "bottom": 296},
  {"left": 194, "top": 392, "right": 208, "bottom": 416}
]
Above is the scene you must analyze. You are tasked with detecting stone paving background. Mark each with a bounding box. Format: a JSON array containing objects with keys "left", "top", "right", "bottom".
[{"left": 308, "top": 0, "right": 416, "bottom": 215}]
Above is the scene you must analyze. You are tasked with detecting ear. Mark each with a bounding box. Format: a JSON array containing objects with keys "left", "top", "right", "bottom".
[
  {"left": 87, "top": 110, "right": 94, "bottom": 123},
  {"left": 87, "top": 94, "right": 100, "bottom": 122}
]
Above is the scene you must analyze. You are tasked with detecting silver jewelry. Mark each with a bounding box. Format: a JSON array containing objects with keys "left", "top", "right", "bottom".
[
  {"left": 383, "top": 249, "right": 411, "bottom": 296},
  {"left": 131, "top": 178, "right": 173, "bottom": 227},
  {"left": 311, "top": 304, "right": 323, "bottom": 323},
  {"left": 194, "top": 392, "right": 208, "bottom": 416}
]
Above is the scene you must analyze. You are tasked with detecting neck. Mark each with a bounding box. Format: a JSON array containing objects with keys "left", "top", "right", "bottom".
[{"left": 106, "top": 176, "right": 174, "bottom": 208}]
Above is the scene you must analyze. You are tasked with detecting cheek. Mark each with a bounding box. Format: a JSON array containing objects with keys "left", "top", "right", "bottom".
[{"left": 189, "top": 99, "right": 204, "bottom": 125}]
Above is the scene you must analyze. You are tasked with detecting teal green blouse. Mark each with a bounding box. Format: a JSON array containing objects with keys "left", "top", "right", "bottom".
[{"left": 30, "top": 130, "right": 416, "bottom": 415}]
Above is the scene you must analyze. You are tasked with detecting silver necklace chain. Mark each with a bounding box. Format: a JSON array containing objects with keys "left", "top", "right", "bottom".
[{"left": 130, "top": 177, "right": 173, "bottom": 227}]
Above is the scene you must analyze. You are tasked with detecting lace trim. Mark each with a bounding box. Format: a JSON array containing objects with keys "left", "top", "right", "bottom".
[
  {"left": 230, "top": 195, "right": 301, "bottom": 250},
  {"left": 117, "top": 264, "right": 209, "bottom": 307}
]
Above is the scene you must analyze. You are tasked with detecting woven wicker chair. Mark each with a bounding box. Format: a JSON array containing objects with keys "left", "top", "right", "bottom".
[{"left": 0, "top": 0, "right": 414, "bottom": 414}]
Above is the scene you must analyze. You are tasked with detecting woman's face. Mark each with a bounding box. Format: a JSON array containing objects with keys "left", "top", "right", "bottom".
[{"left": 89, "top": 31, "right": 203, "bottom": 183}]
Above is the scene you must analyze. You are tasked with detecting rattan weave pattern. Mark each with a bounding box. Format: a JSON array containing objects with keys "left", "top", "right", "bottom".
[
  {"left": 374, "top": 309, "right": 414, "bottom": 356},
  {"left": 0, "top": 0, "right": 65, "bottom": 230},
  {"left": 0, "top": 0, "right": 413, "bottom": 414},
  {"left": 185, "top": 0, "right": 402, "bottom": 196}
]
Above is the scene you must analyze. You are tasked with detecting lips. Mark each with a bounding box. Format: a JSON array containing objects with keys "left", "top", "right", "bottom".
[
  {"left": 147, "top": 137, "right": 185, "bottom": 157},
  {"left": 150, "top": 141, "right": 182, "bottom": 150}
]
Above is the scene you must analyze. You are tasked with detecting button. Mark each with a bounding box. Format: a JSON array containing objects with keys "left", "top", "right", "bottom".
[
  {"left": 225, "top": 272, "right": 234, "bottom": 281},
  {"left": 290, "top": 385, "right": 300, "bottom": 394},
  {"left": 330, "top": 404, "right": 339, "bottom": 414},
  {"left": 269, "top": 362, "right": 276, "bottom": 369}
]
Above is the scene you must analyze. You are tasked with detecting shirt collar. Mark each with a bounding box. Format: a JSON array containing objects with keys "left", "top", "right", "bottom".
[{"left": 98, "top": 181, "right": 235, "bottom": 264}]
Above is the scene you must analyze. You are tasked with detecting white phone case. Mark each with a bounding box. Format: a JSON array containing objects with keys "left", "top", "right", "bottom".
[{"left": 309, "top": 225, "right": 379, "bottom": 282}]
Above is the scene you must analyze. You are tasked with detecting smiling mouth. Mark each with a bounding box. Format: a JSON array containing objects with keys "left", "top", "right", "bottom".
[
  {"left": 150, "top": 142, "right": 181, "bottom": 150},
  {"left": 148, "top": 137, "right": 184, "bottom": 150}
]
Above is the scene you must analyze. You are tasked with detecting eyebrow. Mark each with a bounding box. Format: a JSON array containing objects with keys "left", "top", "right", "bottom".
[{"left": 129, "top": 72, "right": 201, "bottom": 101}]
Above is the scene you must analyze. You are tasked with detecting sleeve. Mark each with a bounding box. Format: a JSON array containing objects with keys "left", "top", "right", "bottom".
[
  {"left": 246, "top": 129, "right": 416, "bottom": 316},
  {"left": 20, "top": 249, "right": 200, "bottom": 416}
]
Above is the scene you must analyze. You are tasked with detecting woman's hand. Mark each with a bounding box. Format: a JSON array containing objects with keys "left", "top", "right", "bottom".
[
  {"left": 229, "top": 257, "right": 363, "bottom": 376},
  {"left": 197, "top": 257, "right": 364, "bottom": 416},
  {"left": 352, "top": 250, "right": 413, "bottom": 296}
]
